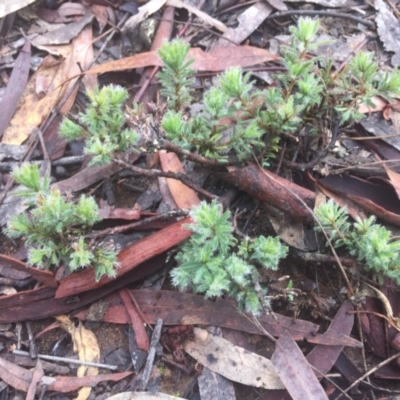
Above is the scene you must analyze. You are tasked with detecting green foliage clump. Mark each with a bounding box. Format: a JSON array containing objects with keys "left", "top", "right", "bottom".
[
  {"left": 59, "top": 85, "right": 138, "bottom": 165},
  {"left": 5, "top": 163, "right": 119, "bottom": 281},
  {"left": 157, "top": 18, "right": 400, "bottom": 165},
  {"left": 157, "top": 39, "right": 196, "bottom": 111},
  {"left": 158, "top": 40, "right": 264, "bottom": 162},
  {"left": 170, "top": 201, "right": 288, "bottom": 315},
  {"left": 315, "top": 200, "right": 400, "bottom": 283}
]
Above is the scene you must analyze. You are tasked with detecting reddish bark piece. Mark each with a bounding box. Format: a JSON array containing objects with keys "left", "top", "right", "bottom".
[
  {"left": 272, "top": 331, "right": 329, "bottom": 400},
  {"left": 0, "top": 41, "right": 31, "bottom": 138},
  {"left": 159, "top": 151, "right": 200, "bottom": 209},
  {"left": 86, "top": 45, "right": 277, "bottom": 75},
  {"left": 56, "top": 217, "right": 192, "bottom": 298},
  {"left": 0, "top": 254, "right": 57, "bottom": 287},
  {"left": 0, "top": 254, "right": 166, "bottom": 323},
  {"left": 0, "top": 286, "right": 56, "bottom": 311},
  {"left": 47, "top": 371, "right": 133, "bottom": 392},
  {"left": 119, "top": 289, "right": 149, "bottom": 352},
  {"left": 220, "top": 164, "right": 315, "bottom": 223}
]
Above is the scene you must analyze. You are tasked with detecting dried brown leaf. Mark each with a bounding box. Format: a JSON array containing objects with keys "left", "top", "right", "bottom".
[
  {"left": 0, "top": 41, "right": 30, "bottom": 138},
  {"left": 166, "top": 0, "right": 227, "bottom": 32},
  {"left": 272, "top": 331, "right": 329, "bottom": 399},
  {"left": 0, "top": 0, "right": 37, "bottom": 19},
  {"left": 185, "top": 328, "right": 285, "bottom": 389},
  {"left": 159, "top": 151, "right": 200, "bottom": 209},
  {"left": 87, "top": 45, "right": 277, "bottom": 75}
]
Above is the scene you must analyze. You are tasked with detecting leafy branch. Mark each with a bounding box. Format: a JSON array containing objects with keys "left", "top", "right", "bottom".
[{"left": 5, "top": 163, "right": 118, "bottom": 280}]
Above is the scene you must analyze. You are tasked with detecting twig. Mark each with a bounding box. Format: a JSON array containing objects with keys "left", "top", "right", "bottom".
[
  {"left": 283, "top": 118, "right": 340, "bottom": 171},
  {"left": 334, "top": 352, "right": 400, "bottom": 400},
  {"left": 355, "top": 309, "right": 374, "bottom": 395},
  {"left": 139, "top": 318, "right": 163, "bottom": 391},
  {"left": 311, "top": 365, "right": 353, "bottom": 400},
  {"left": 0, "top": 156, "right": 85, "bottom": 172},
  {"left": 340, "top": 133, "right": 400, "bottom": 140},
  {"left": 87, "top": 209, "right": 189, "bottom": 240},
  {"left": 114, "top": 158, "right": 218, "bottom": 200},
  {"left": 13, "top": 350, "right": 118, "bottom": 370},
  {"left": 26, "top": 322, "right": 38, "bottom": 359},
  {"left": 160, "top": 139, "right": 241, "bottom": 167},
  {"left": 127, "top": 290, "right": 153, "bottom": 331},
  {"left": 266, "top": 10, "right": 375, "bottom": 29},
  {"left": 161, "top": 357, "right": 193, "bottom": 375}
]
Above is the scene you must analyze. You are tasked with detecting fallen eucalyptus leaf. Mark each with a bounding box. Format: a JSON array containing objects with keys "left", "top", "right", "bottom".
[{"left": 184, "top": 327, "right": 285, "bottom": 389}]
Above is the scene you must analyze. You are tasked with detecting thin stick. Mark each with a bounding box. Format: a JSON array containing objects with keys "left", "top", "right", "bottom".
[
  {"left": 266, "top": 10, "right": 375, "bottom": 29},
  {"left": 114, "top": 158, "right": 218, "bottom": 200},
  {"left": 87, "top": 209, "right": 189, "bottom": 240},
  {"left": 13, "top": 350, "right": 118, "bottom": 371},
  {"left": 139, "top": 318, "right": 163, "bottom": 391},
  {"left": 334, "top": 352, "right": 400, "bottom": 400},
  {"left": 0, "top": 156, "right": 86, "bottom": 172}
]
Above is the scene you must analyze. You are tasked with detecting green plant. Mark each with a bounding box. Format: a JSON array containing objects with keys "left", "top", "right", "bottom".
[
  {"left": 158, "top": 18, "right": 400, "bottom": 166},
  {"left": 5, "top": 163, "right": 118, "bottom": 280},
  {"left": 58, "top": 18, "right": 400, "bottom": 169},
  {"left": 158, "top": 40, "right": 265, "bottom": 163},
  {"left": 157, "top": 39, "right": 195, "bottom": 111},
  {"left": 59, "top": 85, "right": 138, "bottom": 165},
  {"left": 170, "top": 201, "right": 288, "bottom": 315},
  {"left": 315, "top": 200, "right": 400, "bottom": 284}
]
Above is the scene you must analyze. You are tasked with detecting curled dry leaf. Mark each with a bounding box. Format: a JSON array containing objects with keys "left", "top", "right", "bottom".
[{"left": 56, "top": 315, "right": 100, "bottom": 400}]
